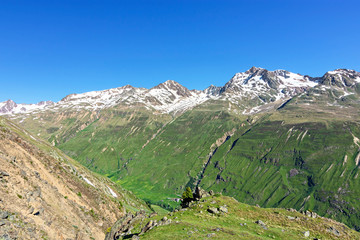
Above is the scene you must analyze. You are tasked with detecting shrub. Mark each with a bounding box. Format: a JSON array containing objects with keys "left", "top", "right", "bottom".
[{"left": 181, "top": 187, "right": 193, "bottom": 208}]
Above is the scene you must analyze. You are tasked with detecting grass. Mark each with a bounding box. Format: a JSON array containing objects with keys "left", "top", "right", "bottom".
[{"left": 126, "top": 195, "right": 360, "bottom": 239}]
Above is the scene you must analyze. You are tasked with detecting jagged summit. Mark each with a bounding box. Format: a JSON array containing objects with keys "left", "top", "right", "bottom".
[
  {"left": 151, "top": 80, "right": 193, "bottom": 98},
  {"left": 245, "top": 66, "right": 265, "bottom": 74}
]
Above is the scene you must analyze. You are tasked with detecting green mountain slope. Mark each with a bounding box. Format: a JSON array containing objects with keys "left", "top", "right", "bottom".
[{"left": 21, "top": 100, "right": 360, "bottom": 231}]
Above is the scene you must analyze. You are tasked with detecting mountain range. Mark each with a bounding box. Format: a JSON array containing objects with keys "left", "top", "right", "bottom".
[
  {"left": 2, "top": 67, "right": 360, "bottom": 232},
  {"left": 3, "top": 67, "right": 359, "bottom": 116}
]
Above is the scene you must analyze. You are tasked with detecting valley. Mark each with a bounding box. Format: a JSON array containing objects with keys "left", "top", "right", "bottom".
[{"left": 2, "top": 67, "right": 360, "bottom": 234}]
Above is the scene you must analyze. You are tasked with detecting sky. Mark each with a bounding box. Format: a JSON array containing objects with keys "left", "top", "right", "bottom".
[{"left": 0, "top": 0, "right": 359, "bottom": 103}]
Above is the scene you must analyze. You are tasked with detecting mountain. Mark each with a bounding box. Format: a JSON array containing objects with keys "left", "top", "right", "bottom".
[
  {"left": 0, "top": 67, "right": 322, "bottom": 116},
  {"left": 320, "top": 69, "right": 360, "bottom": 88},
  {"left": 0, "top": 117, "right": 149, "bottom": 239},
  {"left": 2, "top": 67, "right": 360, "bottom": 231}
]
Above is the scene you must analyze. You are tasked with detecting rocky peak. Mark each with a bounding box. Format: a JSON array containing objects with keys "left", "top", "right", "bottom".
[
  {"left": 225, "top": 68, "right": 283, "bottom": 91},
  {"left": 320, "top": 69, "right": 360, "bottom": 88},
  {"left": 0, "top": 100, "right": 17, "bottom": 114},
  {"left": 245, "top": 66, "right": 265, "bottom": 75},
  {"left": 120, "top": 84, "right": 135, "bottom": 90},
  {"left": 151, "top": 80, "right": 192, "bottom": 98},
  {"left": 60, "top": 93, "right": 76, "bottom": 102},
  {"left": 204, "top": 85, "right": 223, "bottom": 96}
]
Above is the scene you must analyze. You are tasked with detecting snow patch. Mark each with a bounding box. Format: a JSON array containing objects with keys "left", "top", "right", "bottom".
[
  {"left": 300, "top": 130, "right": 308, "bottom": 142},
  {"left": 326, "top": 163, "right": 334, "bottom": 173},
  {"left": 107, "top": 186, "right": 118, "bottom": 198},
  {"left": 82, "top": 176, "right": 95, "bottom": 187},
  {"left": 343, "top": 155, "right": 348, "bottom": 166},
  {"left": 355, "top": 152, "right": 360, "bottom": 166}
]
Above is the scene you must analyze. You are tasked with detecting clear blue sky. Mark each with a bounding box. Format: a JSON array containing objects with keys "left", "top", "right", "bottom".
[{"left": 1, "top": 0, "right": 359, "bottom": 103}]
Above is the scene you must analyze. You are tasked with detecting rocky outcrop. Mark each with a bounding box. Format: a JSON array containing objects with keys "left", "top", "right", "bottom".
[
  {"left": 105, "top": 211, "right": 146, "bottom": 240},
  {"left": 106, "top": 211, "right": 173, "bottom": 240},
  {"left": 300, "top": 210, "right": 318, "bottom": 219},
  {"left": 182, "top": 187, "right": 217, "bottom": 208},
  {"left": 193, "top": 186, "right": 210, "bottom": 200}
]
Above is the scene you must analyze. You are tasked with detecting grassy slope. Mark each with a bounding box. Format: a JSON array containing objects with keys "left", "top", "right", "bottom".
[
  {"left": 53, "top": 103, "right": 360, "bottom": 230},
  {"left": 129, "top": 195, "right": 360, "bottom": 239},
  {"left": 200, "top": 118, "right": 360, "bottom": 230}
]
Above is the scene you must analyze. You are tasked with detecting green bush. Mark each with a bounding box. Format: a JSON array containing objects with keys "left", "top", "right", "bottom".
[{"left": 181, "top": 187, "right": 193, "bottom": 208}]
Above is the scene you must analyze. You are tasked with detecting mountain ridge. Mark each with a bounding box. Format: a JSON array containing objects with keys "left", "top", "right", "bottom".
[{"left": 1, "top": 67, "right": 359, "bottom": 116}]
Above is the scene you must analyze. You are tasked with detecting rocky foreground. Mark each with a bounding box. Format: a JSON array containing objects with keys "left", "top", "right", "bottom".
[
  {"left": 0, "top": 117, "right": 149, "bottom": 239},
  {"left": 107, "top": 188, "right": 360, "bottom": 240}
]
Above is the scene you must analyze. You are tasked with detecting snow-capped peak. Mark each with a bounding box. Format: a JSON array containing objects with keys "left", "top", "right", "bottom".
[
  {"left": 321, "top": 69, "right": 360, "bottom": 88},
  {"left": 0, "top": 100, "right": 54, "bottom": 115},
  {"left": 1, "top": 68, "right": 358, "bottom": 116},
  {"left": 223, "top": 67, "right": 317, "bottom": 99}
]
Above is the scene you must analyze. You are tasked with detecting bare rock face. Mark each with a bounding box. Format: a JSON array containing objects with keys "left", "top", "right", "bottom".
[
  {"left": 0, "top": 117, "right": 128, "bottom": 240},
  {"left": 105, "top": 209, "right": 174, "bottom": 240},
  {"left": 0, "top": 100, "right": 17, "bottom": 114}
]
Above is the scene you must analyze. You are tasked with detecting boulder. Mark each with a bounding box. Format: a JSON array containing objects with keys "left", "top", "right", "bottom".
[
  {"left": 302, "top": 210, "right": 317, "bottom": 218},
  {"left": 289, "top": 168, "right": 299, "bottom": 177},
  {"left": 0, "top": 211, "right": 9, "bottom": 219},
  {"left": 255, "top": 220, "right": 267, "bottom": 230},
  {"left": 327, "top": 227, "right": 340, "bottom": 236},
  {"left": 207, "top": 207, "right": 219, "bottom": 214},
  {"left": 219, "top": 206, "right": 228, "bottom": 213},
  {"left": 0, "top": 171, "right": 9, "bottom": 178}
]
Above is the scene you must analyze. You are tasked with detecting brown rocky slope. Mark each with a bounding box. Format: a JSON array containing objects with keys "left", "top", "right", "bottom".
[{"left": 0, "top": 117, "right": 149, "bottom": 239}]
